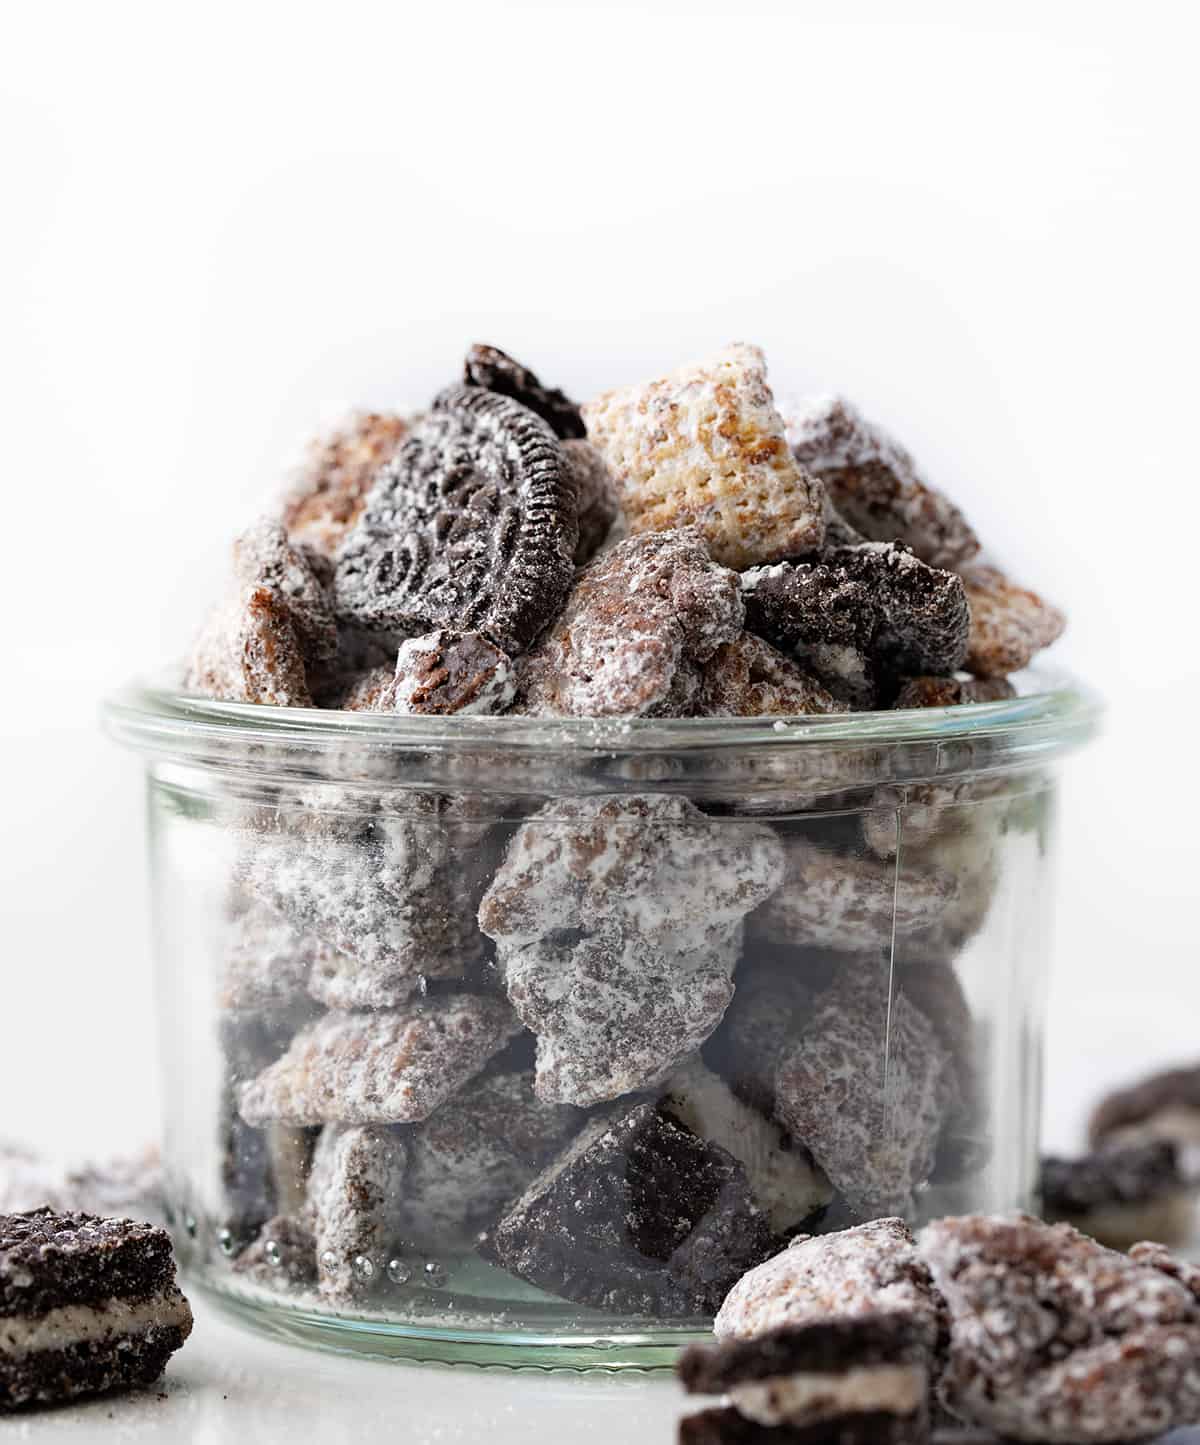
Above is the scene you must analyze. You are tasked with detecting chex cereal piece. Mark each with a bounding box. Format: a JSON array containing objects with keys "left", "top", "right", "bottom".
[
  {"left": 219, "top": 899, "right": 342, "bottom": 1011},
  {"left": 462, "top": 343, "right": 585, "bottom": 439},
  {"left": 749, "top": 838, "right": 959, "bottom": 955},
  {"left": 1130, "top": 1239, "right": 1200, "bottom": 1299},
  {"left": 308, "top": 1125, "right": 408, "bottom": 1302},
  {"left": 679, "top": 1315, "right": 931, "bottom": 1440},
  {"left": 715, "top": 1218, "right": 945, "bottom": 1350},
  {"left": 378, "top": 629, "right": 515, "bottom": 716},
  {"left": 238, "top": 996, "right": 522, "bottom": 1126},
  {"left": 479, "top": 794, "right": 785, "bottom": 954},
  {"left": 583, "top": 344, "right": 826, "bottom": 570},
  {"left": 502, "top": 924, "right": 740, "bottom": 1106},
  {"left": 1040, "top": 1140, "right": 1193, "bottom": 1251},
  {"left": 514, "top": 531, "right": 744, "bottom": 717},
  {"left": 660, "top": 1059, "right": 832, "bottom": 1233},
  {"left": 235, "top": 795, "right": 482, "bottom": 990},
  {"left": 786, "top": 395, "right": 979, "bottom": 569},
  {"left": 774, "top": 970, "right": 953, "bottom": 1217},
  {"left": 920, "top": 1213, "right": 1200, "bottom": 1443},
  {"left": 394, "top": 1069, "right": 582, "bottom": 1245},
  {"left": 698, "top": 634, "right": 846, "bottom": 717},
  {"left": 282, "top": 411, "right": 410, "bottom": 559},
  {"left": 334, "top": 386, "right": 577, "bottom": 654},
  {"left": 487, "top": 1102, "right": 776, "bottom": 1318},
  {"left": 825, "top": 544, "right": 970, "bottom": 678},
  {"left": 233, "top": 1214, "right": 318, "bottom": 1289},
  {"left": 563, "top": 439, "right": 620, "bottom": 563},
  {"left": 893, "top": 674, "right": 1016, "bottom": 708},
  {"left": 0, "top": 1210, "right": 192, "bottom": 1411},
  {"left": 960, "top": 563, "right": 1066, "bottom": 677},
  {"left": 232, "top": 520, "right": 337, "bottom": 664}
]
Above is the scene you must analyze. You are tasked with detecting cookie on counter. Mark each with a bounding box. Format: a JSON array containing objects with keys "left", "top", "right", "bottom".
[{"left": 1039, "top": 1140, "right": 1193, "bottom": 1250}]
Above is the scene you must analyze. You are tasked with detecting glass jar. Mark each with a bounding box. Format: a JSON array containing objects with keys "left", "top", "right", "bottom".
[{"left": 104, "top": 671, "right": 1099, "bottom": 1368}]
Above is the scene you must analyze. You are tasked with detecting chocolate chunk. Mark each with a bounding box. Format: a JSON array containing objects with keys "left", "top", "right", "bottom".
[
  {"left": 920, "top": 1214, "right": 1200, "bottom": 1443},
  {"left": 513, "top": 530, "right": 744, "bottom": 718},
  {"left": 1040, "top": 1141, "right": 1192, "bottom": 1250},
  {"left": 282, "top": 411, "right": 410, "bottom": 559},
  {"left": 462, "top": 343, "right": 585, "bottom": 440},
  {"left": 238, "top": 996, "right": 522, "bottom": 1126},
  {"left": 334, "top": 386, "right": 577, "bottom": 654},
  {"left": 583, "top": 344, "right": 826, "bottom": 570},
  {"left": 785, "top": 394, "right": 979, "bottom": 569},
  {"left": 774, "top": 969, "right": 953, "bottom": 1217},
  {"left": 487, "top": 1102, "right": 775, "bottom": 1318},
  {"left": 960, "top": 563, "right": 1066, "bottom": 677},
  {"left": 715, "top": 1219, "right": 945, "bottom": 1351},
  {"left": 0, "top": 1210, "right": 192, "bottom": 1411}
]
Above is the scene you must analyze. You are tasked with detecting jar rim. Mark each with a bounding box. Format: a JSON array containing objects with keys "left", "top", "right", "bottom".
[{"left": 103, "top": 664, "right": 1102, "bottom": 763}]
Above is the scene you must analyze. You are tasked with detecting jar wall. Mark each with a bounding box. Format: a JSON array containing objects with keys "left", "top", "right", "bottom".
[{"left": 143, "top": 743, "right": 1059, "bottom": 1366}]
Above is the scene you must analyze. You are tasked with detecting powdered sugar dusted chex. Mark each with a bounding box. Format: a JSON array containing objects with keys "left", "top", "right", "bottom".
[
  {"left": 749, "top": 838, "right": 958, "bottom": 955},
  {"left": 479, "top": 795, "right": 785, "bottom": 1103},
  {"left": 562, "top": 439, "right": 620, "bottom": 564},
  {"left": 774, "top": 969, "right": 953, "bottom": 1217},
  {"left": 715, "top": 1218, "right": 945, "bottom": 1350},
  {"left": 514, "top": 530, "right": 743, "bottom": 718},
  {"left": 395, "top": 1069, "right": 582, "bottom": 1245},
  {"left": 786, "top": 395, "right": 980, "bottom": 570},
  {"left": 379, "top": 629, "right": 515, "bottom": 716},
  {"left": 238, "top": 995, "right": 522, "bottom": 1125},
  {"left": 308, "top": 1124, "right": 408, "bottom": 1302},
  {"left": 920, "top": 1213, "right": 1200, "bottom": 1442},
  {"left": 961, "top": 562, "right": 1066, "bottom": 677},
  {"left": 893, "top": 674, "right": 1016, "bottom": 708},
  {"left": 334, "top": 386, "right": 577, "bottom": 654},
  {"left": 583, "top": 344, "right": 826, "bottom": 570},
  {"left": 698, "top": 634, "right": 845, "bottom": 717},
  {"left": 219, "top": 899, "right": 344, "bottom": 1011},
  {"left": 282, "top": 411, "right": 410, "bottom": 559}
]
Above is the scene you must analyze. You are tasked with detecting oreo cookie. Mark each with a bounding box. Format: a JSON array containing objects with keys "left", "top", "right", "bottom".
[
  {"left": 1039, "top": 1140, "right": 1193, "bottom": 1250},
  {"left": 678, "top": 1405, "right": 927, "bottom": 1444},
  {"left": 333, "top": 386, "right": 578, "bottom": 654},
  {"left": 462, "top": 343, "right": 586, "bottom": 439}
]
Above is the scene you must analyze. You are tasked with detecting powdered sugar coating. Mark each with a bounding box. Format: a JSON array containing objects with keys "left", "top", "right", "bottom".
[
  {"left": 775, "top": 969, "right": 953, "bottom": 1216},
  {"left": 307, "top": 1124, "right": 408, "bottom": 1302},
  {"left": 698, "top": 634, "right": 846, "bottom": 718},
  {"left": 514, "top": 531, "right": 744, "bottom": 718},
  {"left": 749, "top": 838, "right": 959, "bottom": 955},
  {"left": 961, "top": 563, "right": 1067, "bottom": 677},
  {"left": 563, "top": 438, "right": 620, "bottom": 564},
  {"left": 394, "top": 1070, "right": 582, "bottom": 1245},
  {"left": 219, "top": 900, "right": 343, "bottom": 1011},
  {"left": 920, "top": 1214, "right": 1200, "bottom": 1442},
  {"left": 786, "top": 395, "right": 979, "bottom": 570},
  {"left": 238, "top": 996, "right": 522, "bottom": 1125},
  {"left": 501, "top": 924, "right": 740, "bottom": 1106},
  {"left": 893, "top": 674, "right": 1016, "bottom": 709},
  {"left": 381, "top": 629, "right": 515, "bottom": 716},
  {"left": 232, "top": 520, "right": 337, "bottom": 663},
  {"left": 715, "top": 1219, "right": 944, "bottom": 1348},
  {"left": 583, "top": 345, "right": 826, "bottom": 570},
  {"left": 282, "top": 411, "right": 410, "bottom": 559},
  {"left": 236, "top": 795, "right": 482, "bottom": 989}
]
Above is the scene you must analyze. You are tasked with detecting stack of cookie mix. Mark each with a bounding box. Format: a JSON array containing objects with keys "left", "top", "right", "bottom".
[{"left": 178, "top": 343, "right": 1070, "bottom": 1313}]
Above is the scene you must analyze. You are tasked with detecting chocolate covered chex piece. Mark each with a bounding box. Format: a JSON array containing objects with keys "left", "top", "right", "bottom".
[
  {"left": 920, "top": 1213, "right": 1200, "bottom": 1443},
  {"left": 774, "top": 970, "right": 953, "bottom": 1217},
  {"left": 282, "top": 410, "right": 410, "bottom": 560},
  {"left": 219, "top": 899, "right": 342, "bottom": 1011},
  {"left": 563, "top": 439, "right": 620, "bottom": 564},
  {"left": 786, "top": 394, "right": 979, "bottom": 569},
  {"left": 698, "top": 634, "right": 845, "bottom": 718},
  {"left": 715, "top": 1218, "right": 945, "bottom": 1350},
  {"left": 960, "top": 563, "right": 1066, "bottom": 677},
  {"left": 893, "top": 674, "right": 1016, "bottom": 709},
  {"left": 583, "top": 344, "right": 826, "bottom": 570},
  {"left": 238, "top": 995, "right": 522, "bottom": 1126},
  {"left": 308, "top": 1124, "right": 408, "bottom": 1302},
  {"left": 233, "top": 1213, "right": 318, "bottom": 1289},
  {"left": 487, "top": 1102, "right": 776, "bottom": 1318},
  {"left": 0, "top": 1211, "right": 192, "bottom": 1411},
  {"left": 514, "top": 530, "right": 744, "bottom": 718}
]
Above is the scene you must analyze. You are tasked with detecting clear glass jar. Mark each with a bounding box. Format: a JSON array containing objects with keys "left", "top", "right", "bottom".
[{"left": 104, "top": 671, "right": 1099, "bottom": 1367}]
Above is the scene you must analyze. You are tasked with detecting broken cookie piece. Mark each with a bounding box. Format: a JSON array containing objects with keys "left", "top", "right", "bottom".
[
  {"left": 487, "top": 1102, "right": 776, "bottom": 1318},
  {"left": 1040, "top": 1140, "right": 1193, "bottom": 1251},
  {"left": 0, "top": 1210, "right": 192, "bottom": 1412},
  {"left": 786, "top": 394, "right": 979, "bottom": 569},
  {"left": 238, "top": 995, "right": 522, "bottom": 1126},
  {"left": 513, "top": 530, "right": 744, "bottom": 718},
  {"left": 583, "top": 344, "right": 826, "bottom": 570},
  {"left": 1089, "top": 1062, "right": 1200, "bottom": 1167}
]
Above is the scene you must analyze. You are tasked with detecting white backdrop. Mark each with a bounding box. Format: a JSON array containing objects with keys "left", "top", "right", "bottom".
[{"left": 2, "top": 0, "right": 1196, "bottom": 1159}]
